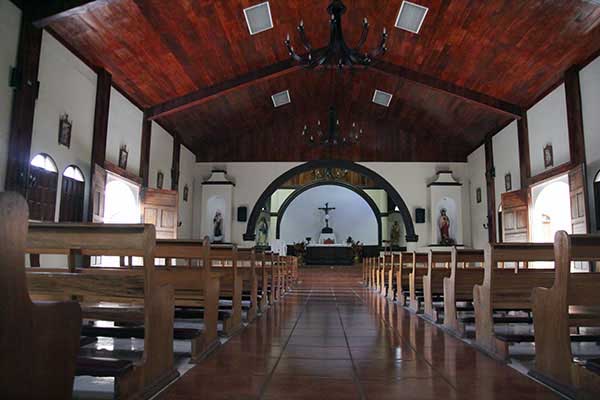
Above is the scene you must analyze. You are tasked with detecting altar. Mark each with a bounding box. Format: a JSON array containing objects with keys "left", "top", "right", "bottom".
[
  {"left": 305, "top": 244, "right": 354, "bottom": 265},
  {"left": 303, "top": 202, "right": 355, "bottom": 265}
]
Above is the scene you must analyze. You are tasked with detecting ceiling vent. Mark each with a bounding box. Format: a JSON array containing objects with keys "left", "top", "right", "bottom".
[
  {"left": 271, "top": 90, "right": 291, "bottom": 107},
  {"left": 395, "top": 1, "right": 428, "bottom": 34},
  {"left": 372, "top": 90, "right": 393, "bottom": 107},
  {"left": 244, "top": 2, "right": 274, "bottom": 35}
]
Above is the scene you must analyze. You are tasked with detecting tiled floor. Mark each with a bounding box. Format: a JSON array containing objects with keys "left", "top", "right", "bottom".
[{"left": 158, "top": 267, "right": 561, "bottom": 399}]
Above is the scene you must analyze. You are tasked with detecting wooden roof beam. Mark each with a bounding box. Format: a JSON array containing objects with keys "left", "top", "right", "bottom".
[
  {"left": 30, "top": 1, "right": 115, "bottom": 28},
  {"left": 372, "top": 61, "right": 524, "bottom": 120},
  {"left": 146, "top": 59, "right": 304, "bottom": 120}
]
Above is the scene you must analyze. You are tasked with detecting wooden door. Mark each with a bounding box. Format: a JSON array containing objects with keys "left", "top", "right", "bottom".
[
  {"left": 90, "top": 165, "right": 106, "bottom": 223},
  {"left": 27, "top": 165, "right": 58, "bottom": 221},
  {"left": 59, "top": 176, "right": 85, "bottom": 222},
  {"left": 141, "top": 188, "right": 178, "bottom": 239},
  {"left": 501, "top": 189, "right": 529, "bottom": 243},
  {"left": 568, "top": 164, "right": 588, "bottom": 235}
]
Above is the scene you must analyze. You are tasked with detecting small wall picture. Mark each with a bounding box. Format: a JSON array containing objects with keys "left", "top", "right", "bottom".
[
  {"left": 118, "top": 145, "right": 128, "bottom": 170},
  {"left": 543, "top": 144, "right": 554, "bottom": 169},
  {"left": 183, "top": 184, "right": 189, "bottom": 202},
  {"left": 476, "top": 188, "right": 482, "bottom": 204},
  {"left": 58, "top": 114, "right": 72, "bottom": 148},
  {"left": 505, "top": 173, "right": 512, "bottom": 192},
  {"left": 157, "top": 171, "right": 164, "bottom": 189}
]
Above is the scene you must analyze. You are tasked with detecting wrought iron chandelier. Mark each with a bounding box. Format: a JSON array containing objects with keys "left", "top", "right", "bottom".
[
  {"left": 302, "top": 106, "right": 362, "bottom": 145},
  {"left": 285, "top": 0, "right": 389, "bottom": 69}
]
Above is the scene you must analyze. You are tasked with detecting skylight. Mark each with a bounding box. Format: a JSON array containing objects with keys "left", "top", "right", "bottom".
[
  {"left": 395, "top": 1, "right": 428, "bottom": 34},
  {"left": 243, "top": 2, "right": 274, "bottom": 35},
  {"left": 272, "top": 90, "right": 291, "bottom": 108},
  {"left": 372, "top": 90, "right": 393, "bottom": 107}
]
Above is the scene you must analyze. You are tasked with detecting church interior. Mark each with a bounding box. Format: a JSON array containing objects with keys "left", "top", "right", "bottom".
[{"left": 2, "top": 0, "right": 600, "bottom": 399}]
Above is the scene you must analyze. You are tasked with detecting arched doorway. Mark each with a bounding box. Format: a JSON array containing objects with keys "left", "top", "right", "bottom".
[
  {"left": 28, "top": 153, "right": 59, "bottom": 221},
  {"left": 275, "top": 181, "right": 382, "bottom": 245},
  {"left": 244, "top": 160, "right": 417, "bottom": 242},
  {"left": 59, "top": 165, "right": 85, "bottom": 222}
]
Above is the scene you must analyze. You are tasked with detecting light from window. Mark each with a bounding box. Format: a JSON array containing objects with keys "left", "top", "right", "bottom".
[
  {"left": 595, "top": 170, "right": 600, "bottom": 183},
  {"left": 30, "top": 154, "right": 57, "bottom": 173},
  {"left": 64, "top": 166, "right": 84, "bottom": 182}
]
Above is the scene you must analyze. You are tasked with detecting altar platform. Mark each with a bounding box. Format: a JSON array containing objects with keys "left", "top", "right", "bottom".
[{"left": 305, "top": 244, "right": 354, "bottom": 265}]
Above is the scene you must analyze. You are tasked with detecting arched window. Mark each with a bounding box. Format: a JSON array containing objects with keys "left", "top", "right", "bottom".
[
  {"left": 59, "top": 165, "right": 85, "bottom": 222},
  {"left": 28, "top": 153, "right": 59, "bottom": 221},
  {"left": 30, "top": 153, "right": 58, "bottom": 172},
  {"left": 595, "top": 170, "right": 600, "bottom": 229},
  {"left": 63, "top": 166, "right": 84, "bottom": 182}
]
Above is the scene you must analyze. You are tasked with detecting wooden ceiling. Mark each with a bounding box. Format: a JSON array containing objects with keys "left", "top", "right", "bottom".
[{"left": 36, "top": 0, "right": 600, "bottom": 162}]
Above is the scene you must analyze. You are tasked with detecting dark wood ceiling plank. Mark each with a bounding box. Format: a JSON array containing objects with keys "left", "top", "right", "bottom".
[
  {"left": 372, "top": 61, "right": 523, "bottom": 119},
  {"left": 146, "top": 59, "right": 304, "bottom": 120}
]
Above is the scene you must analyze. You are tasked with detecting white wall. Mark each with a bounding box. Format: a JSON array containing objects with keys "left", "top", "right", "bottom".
[
  {"left": 0, "top": 0, "right": 21, "bottom": 191},
  {"left": 493, "top": 121, "right": 521, "bottom": 238},
  {"left": 106, "top": 88, "right": 142, "bottom": 176},
  {"left": 31, "top": 31, "right": 97, "bottom": 220},
  {"left": 580, "top": 55, "right": 600, "bottom": 232},
  {"left": 528, "top": 84, "right": 570, "bottom": 176},
  {"left": 192, "top": 162, "right": 470, "bottom": 248},
  {"left": 178, "top": 145, "right": 195, "bottom": 238},
  {"left": 148, "top": 122, "right": 173, "bottom": 190},
  {"left": 280, "top": 185, "right": 379, "bottom": 245},
  {"left": 467, "top": 145, "right": 488, "bottom": 249}
]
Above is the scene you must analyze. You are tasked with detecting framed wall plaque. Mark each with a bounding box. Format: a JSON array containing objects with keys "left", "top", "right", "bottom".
[
  {"left": 118, "top": 145, "right": 128, "bottom": 170},
  {"left": 544, "top": 144, "right": 554, "bottom": 169},
  {"left": 157, "top": 171, "right": 164, "bottom": 189},
  {"left": 183, "top": 184, "right": 189, "bottom": 202},
  {"left": 58, "top": 114, "right": 72, "bottom": 148},
  {"left": 505, "top": 173, "right": 512, "bottom": 192},
  {"left": 476, "top": 187, "right": 482, "bottom": 204}
]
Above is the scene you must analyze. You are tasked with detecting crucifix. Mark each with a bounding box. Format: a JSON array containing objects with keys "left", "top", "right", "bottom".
[{"left": 318, "top": 202, "right": 336, "bottom": 229}]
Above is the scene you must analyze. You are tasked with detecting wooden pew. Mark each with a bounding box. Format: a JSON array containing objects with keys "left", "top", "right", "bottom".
[
  {"left": 395, "top": 252, "right": 415, "bottom": 305},
  {"left": 208, "top": 244, "right": 244, "bottom": 335},
  {"left": 386, "top": 253, "right": 398, "bottom": 301},
  {"left": 256, "top": 251, "right": 269, "bottom": 310},
  {"left": 422, "top": 250, "right": 451, "bottom": 321},
  {"left": 153, "top": 239, "right": 227, "bottom": 356},
  {"left": 379, "top": 253, "right": 392, "bottom": 297},
  {"left": 472, "top": 242, "right": 555, "bottom": 359},
  {"left": 25, "top": 223, "right": 178, "bottom": 399},
  {"left": 442, "top": 248, "right": 484, "bottom": 335},
  {"left": 407, "top": 252, "right": 429, "bottom": 312},
  {"left": 531, "top": 232, "right": 600, "bottom": 398},
  {"left": 238, "top": 248, "right": 259, "bottom": 321},
  {"left": 0, "top": 192, "right": 82, "bottom": 399}
]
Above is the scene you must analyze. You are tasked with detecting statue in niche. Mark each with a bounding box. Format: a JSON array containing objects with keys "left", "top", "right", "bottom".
[
  {"left": 390, "top": 221, "right": 401, "bottom": 247},
  {"left": 438, "top": 208, "right": 455, "bottom": 245},
  {"left": 213, "top": 210, "right": 224, "bottom": 243},
  {"left": 257, "top": 217, "right": 269, "bottom": 246}
]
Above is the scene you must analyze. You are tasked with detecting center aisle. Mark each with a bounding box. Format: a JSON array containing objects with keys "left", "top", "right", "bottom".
[{"left": 159, "top": 267, "right": 560, "bottom": 400}]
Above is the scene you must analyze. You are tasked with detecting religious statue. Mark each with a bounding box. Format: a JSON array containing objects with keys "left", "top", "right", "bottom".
[
  {"left": 438, "top": 208, "right": 454, "bottom": 245},
  {"left": 390, "top": 221, "right": 401, "bottom": 246},
  {"left": 213, "top": 210, "right": 224, "bottom": 242},
  {"left": 257, "top": 217, "right": 269, "bottom": 246}
]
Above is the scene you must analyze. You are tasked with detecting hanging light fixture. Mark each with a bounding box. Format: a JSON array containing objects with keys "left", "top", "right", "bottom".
[
  {"left": 285, "top": 0, "right": 389, "bottom": 69},
  {"left": 302, "top": 106, "right": 361, "bottom": 146}
]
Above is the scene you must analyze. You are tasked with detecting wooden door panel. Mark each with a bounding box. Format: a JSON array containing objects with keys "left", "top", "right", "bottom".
[
  {"left": 91, "top": 165, "right": 107, "bottom": 223},
  {"left": 27, "top": 166, "right": 58, "bottom": 221},
  {"left": 141, "top": 188, "right": 178, "bottom": 239},
  {"left": 569, "top": 164, "right": 588, "bottom": 235},
  {"left": 501, "top": 189, "right": 529, "bottom": 243},
  {"left": 59, "top": 176, "right": 85, "bottom": 222}
]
